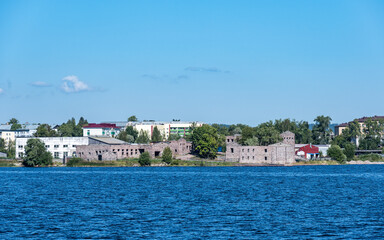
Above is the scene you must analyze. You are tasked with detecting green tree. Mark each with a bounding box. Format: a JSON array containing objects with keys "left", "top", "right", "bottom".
[
  {"left": 312, "top": 115, "right": 332, "bottom": 144},
  {"left": 162, "top": 147, "right": 173, "bottom": 164},
  {"left": 9, "top": 118, "right": 22, "bottom": 130},
  {"left": 34, "top": 124, "right": 58, "bottom": 137},
  {"left": 343, "top": 143, "right": 355, "bottom": 161},
  {"left": 151, "top": 126, "right": 162, "bottom": 143},
  {"left": 191, "top": 124, "right": 219, "bottom": 159},
  {"left": 117, "top": 126, "right": 138, "bottom": 143},
  {"left": 294, "top": 121, "right": 313, "bottom": 144},
  {"left": 138, "top": 151, "right": 151, "bottom": 166},
  {"left": 359, "top": 118, "right": 383, "bottom": 150},
  {"left": 22, "top": 139, "right": 53, "bottom": 167},
  {"left": 254, "top": 121, "right": 282, "bottom": 146},
  {"left": 128, "top": 115, "right": 138, "bottom": 122},
  {"left": 136, "top": 130, "right": 150, "bottom": 144},
  {"left": 168, "top": 134, "right": 181, "bottom": 141},
  {"left": 6, "top": 140, "right": 15, "bottom": 159},
  {"left": 327, "top": 145, "right": 346, "bottom": 164}
]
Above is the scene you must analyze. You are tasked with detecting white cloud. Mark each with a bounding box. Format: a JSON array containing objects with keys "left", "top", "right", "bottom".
[
  {"left": 0, "top": 88, "right": 3, "bottom": 94},
  {"left": 61, "top": 75, "right": 90, "bottom": 93},
  {"left": 31, "top": 81, "right": 51, "bottom": 87}
]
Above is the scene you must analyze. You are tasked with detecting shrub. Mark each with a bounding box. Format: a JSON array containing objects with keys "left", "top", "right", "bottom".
[
  {"left": 139, "top": 152, "right": 151, "bottom": 166},
  {"left": 66, "top": 157, "right": 84, "bottom": 167},
  {"left": 162, "top": 147, "right": 173, "bottom": 164},
  {"left": 343, "top": 143, "right": 356, "bottom": 161},
  {"left": 327, "top": 145, "right": 346, "bottom": 164}
]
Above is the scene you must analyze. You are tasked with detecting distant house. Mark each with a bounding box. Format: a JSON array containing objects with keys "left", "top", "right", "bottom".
[
  {"left": 0, "top": 152, "right": 7, "bottom": 158},
  {"left": 296, "top": 144, "right": 320, "bottom": 159},
  {"left": 82, "top": 123, "right": 121, "bottom": 137}
]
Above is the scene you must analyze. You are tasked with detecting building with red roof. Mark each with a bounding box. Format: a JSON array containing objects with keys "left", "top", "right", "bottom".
[{"left": 296, "top": 144, "right": 320, "bottom": 159}]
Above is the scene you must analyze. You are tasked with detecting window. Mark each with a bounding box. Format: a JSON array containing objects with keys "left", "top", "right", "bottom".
[
  {"left": 63, "top": 145, "right": 68, "bottom": 148},
  {"left": 230, "top": 148, "right": 234, "bottom": 153},
  {"left": 54, "top": 152, "right": 59, "bottom": 158},
  {"left": 72, "top": 145, "right": 76, "bottom": 148},
  {"left": 264, "top": 149, "right": 267, "bottom": 153},
  {"left": 64, "top": 152, "right": 68, "bottom": 157},
  {"left": 54, "top": 145, "right": 59, "bottom": 148},
  {"left": 45, "top": 145, "right": 50, "bottom": 148},
  {"left": 265, "top": 157, "right": 267, "bottom": 160},
  {"left": 18, "top": 145, "right": 23, "bottom": 149},
  {"left": 87, "top": 130, "right": 90, "bottom": 135}
]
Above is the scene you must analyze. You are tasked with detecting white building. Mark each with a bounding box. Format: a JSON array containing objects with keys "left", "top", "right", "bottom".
[
  {"left": 82, "top": 123, "right": 121, "bottom": 137},
  {"left": 133, "top": 121, "right": 204, "bottom": 140},
  {"left": 16, "top": 137, "right": 89, "bottom": 159}
]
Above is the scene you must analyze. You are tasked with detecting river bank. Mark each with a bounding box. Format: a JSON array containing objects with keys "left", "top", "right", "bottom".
[{"left": 2, "top": 158, "right": 384, "bottom": 167}]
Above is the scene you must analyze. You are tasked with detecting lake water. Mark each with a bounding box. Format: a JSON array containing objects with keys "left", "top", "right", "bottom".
[{"left": 0, "top": 165, "right": 384, "bottom": 239}]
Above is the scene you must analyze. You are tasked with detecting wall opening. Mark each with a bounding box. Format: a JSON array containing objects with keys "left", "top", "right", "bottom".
[
  {"left": 98, "top": 155, "right": 102, "bottom": 161},
  {"left": 155, "top": 151, "right": 160, "bottom": 157}
]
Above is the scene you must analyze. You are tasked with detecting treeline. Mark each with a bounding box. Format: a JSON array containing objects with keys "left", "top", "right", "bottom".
[{"left": 33, "top": 117, "right": 88, "bottom": 137}]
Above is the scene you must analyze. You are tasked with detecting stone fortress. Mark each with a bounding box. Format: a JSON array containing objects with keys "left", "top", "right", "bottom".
[{"left": 225, "top": 131, "right": 295, "bottom": 165}]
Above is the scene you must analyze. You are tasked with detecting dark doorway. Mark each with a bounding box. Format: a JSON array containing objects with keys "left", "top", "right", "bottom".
[
  {"left": 98, "top": 155, "right": 102, "bottom": 161},
  {"left": 155, "top": 151, "right": 160, "bottom": 157}
]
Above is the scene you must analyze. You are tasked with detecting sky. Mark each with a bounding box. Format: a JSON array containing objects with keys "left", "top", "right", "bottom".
[{"left": 0, "top": 0, "right": 383, "bottom": 126}]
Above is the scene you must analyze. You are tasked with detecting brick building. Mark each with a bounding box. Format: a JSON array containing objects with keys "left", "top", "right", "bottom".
[
  {"left": 76, "top": 138, "right": 191, "bottom": 161},
  {"left": 225, "top": 131, "right": 295, "bottom": 165}
]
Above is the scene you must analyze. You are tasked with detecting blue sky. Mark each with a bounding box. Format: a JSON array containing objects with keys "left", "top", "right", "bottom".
[{"left": 0, "top": 0, "right": 383, "bottom": 125}]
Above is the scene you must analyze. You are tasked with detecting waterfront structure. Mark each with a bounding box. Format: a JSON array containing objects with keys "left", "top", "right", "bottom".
[
  {"left": 296, "top": 144, "right": 320, "bottom": 159},
  {"left": 83, "top": 123, "right": 121, "bottom": 137},
  {"left": 76, "top": 138, "right": 191, "bottom": 161},
  {"left": 16, "top": 137, "right": 89, "bottom": 159},
  {"left": 295, "top": 144, "right": 330, "bottom": 158},
  {"left": 225, "top": 131, "right": 295, "bottom": 165}
]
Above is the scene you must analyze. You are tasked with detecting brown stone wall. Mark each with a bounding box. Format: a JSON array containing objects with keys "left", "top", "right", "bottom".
[{"left": 76, "top": 139, "right": 191, "bottom": 161}]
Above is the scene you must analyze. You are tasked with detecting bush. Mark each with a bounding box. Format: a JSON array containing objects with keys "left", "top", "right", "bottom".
[
  {"left": 139, "top": 152, "right": 151, "bottom": 166},
  {"left": 343, "top": 143, "right": 356, "bottom": 161},
  {"left": 327, "top": 145, "right": 346, "bottom": 164},
  {"left": 66, "top": 157, "right": 84, "bottom": 167},
  {"left": 358, "top": 154, "right": 383, "bottom": 161},
  {"left": 162, "top": 147, "right": 173, "bottom": 164}
]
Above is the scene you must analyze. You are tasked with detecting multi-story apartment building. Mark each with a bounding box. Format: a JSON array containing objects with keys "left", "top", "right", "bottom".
[{"left": 133, "top": 121, "right": 204, "bottom": 140}]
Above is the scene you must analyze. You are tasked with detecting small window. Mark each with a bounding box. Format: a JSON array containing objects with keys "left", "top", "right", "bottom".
[
  {"left": 45, "top": 145, "right": 50, "bottom": 148},
  {"left": 63, "top": 145, "right": 68, "bottom": 148},
  {"left": 72, "top": 145, "right": 76, "bottom": 148},
  {"left": 54, "top": 152, "right": 59, "bottom": 158},
  {"left": 18, "top": 145, "right": 23, "bottom": 149},
  {"left": 230, "top": 148, "right": 234, "bottom": 153},
  {"left": 54, "top": 145, "right": 59, "bottom": 148},
  {"left": 265, "top": 149, "right": 267, "bottom": 153},
  {"left": 265, "top": 157, "right": 267, "bottom": 160}
]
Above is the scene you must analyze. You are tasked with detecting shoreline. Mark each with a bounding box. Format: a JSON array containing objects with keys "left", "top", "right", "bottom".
[{"left": 2, "top": 159, "right": 384, "bottom": 167}]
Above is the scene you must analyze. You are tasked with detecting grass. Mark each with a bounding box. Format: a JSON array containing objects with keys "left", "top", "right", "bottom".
[
  {"left": 293, "top": 159, "right": 340, "bottom": 165},
  {"left": 65, "top": 157, "right": 244, "bottom": 167},
  {"left": 355, "top": 154, "right": 384, "bottom": 162},
  {"left": 0, "top": 160, "right": 17, "bottom": 167}
]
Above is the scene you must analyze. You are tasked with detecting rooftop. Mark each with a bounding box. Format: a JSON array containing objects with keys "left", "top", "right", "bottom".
[
  {"left": 83, "top": 123, "right": 120, "bottom": 129},
  {"left": 89, "top": 137, "right": 127, "bottom": 145}
]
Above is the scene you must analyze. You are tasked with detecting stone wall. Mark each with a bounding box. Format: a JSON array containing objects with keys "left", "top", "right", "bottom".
[
  {"left": 76, "top": 138, "right": 192, "bottom": 161},
  {"left": 225, "top": 131, "right": 295, "bottom": 165}
]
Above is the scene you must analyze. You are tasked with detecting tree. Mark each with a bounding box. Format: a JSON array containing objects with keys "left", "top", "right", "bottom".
[
  {"left": 191, "top": 124, "right": 219, "bottom": 159},
  {"left": 117, "top": 126, "right": 138, "bottom": 143},
  {"left": 138, "top": 151, "right": 151, "bottom": 166},
  {"left": 34, "top": 124, "right": 58, "bottom": 137},
  {"left": 151, "top": 126, "right": 162, "bottom": 143},
  {"left": 312, "top": 115, "right": 332, "bottom": 144},
  {"left": 162, "top": 147, "right": 173, "bottom": 164},
  {"left": 9, "top": 118, "right": 22, "bottom": 130},
  {"left": 359, "top": 118, "right": 383, "bottom": 150},
  {"left": 343, "top": 143, "right": 355, "bottom": 161},
  {"left": 168, "top": 134, "right": 181, "bottom": 141},
  {"left": 128, "top": 115, "right": 138, "bottom": 122},
  {"left": 327, "top": 145, "right": 346, "bottom": 164},
  {"left": 57, "top": 117, "right": 88, "bottom": 137},
  {"left": 254, "top": 122, "right": 282, "bottom": 146},
  {"left": 136, "top": 130, "right": 150, "bottom": 144},
  {"left": 294, "top": 121, "right": 313, "bottom": 144},
  {"left": 22, "top": 139, "right": 53, "bottom": 167}
]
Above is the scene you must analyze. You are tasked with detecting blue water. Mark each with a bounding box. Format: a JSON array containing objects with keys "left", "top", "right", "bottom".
[{"left": 0, "top": 166, "right": 384, "bottom": 239}]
